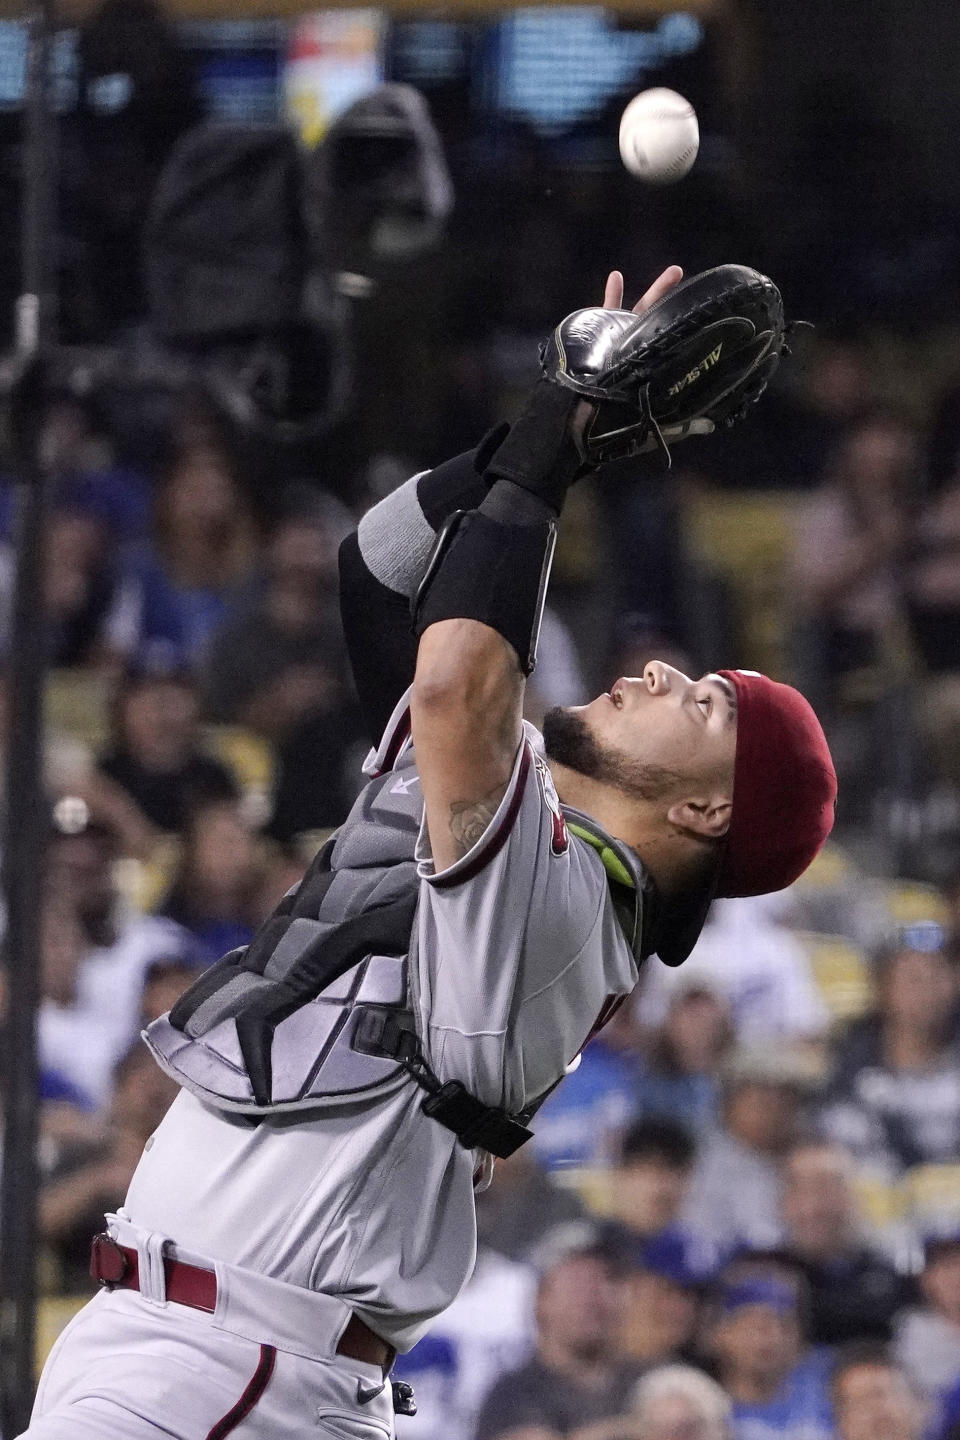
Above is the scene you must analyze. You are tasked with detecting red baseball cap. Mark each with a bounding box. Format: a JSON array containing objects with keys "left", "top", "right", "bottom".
[
  {"left": 657, "top": 669, "right": 836, "bottom": 966},
  {"left": 717, "top": 670, "right": 837, "bottom": 898}
]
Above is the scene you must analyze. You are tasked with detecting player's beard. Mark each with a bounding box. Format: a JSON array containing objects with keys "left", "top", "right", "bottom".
[{"left": 541, "top": 705, "right": 684, "bottom": 804}]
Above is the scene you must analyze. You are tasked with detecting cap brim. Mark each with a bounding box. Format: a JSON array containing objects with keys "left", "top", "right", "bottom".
[{"left": 653, "top": 847, "right": 722, "bottom": 967}]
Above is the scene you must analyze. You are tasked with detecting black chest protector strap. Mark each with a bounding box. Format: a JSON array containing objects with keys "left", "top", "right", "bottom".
[{"left": 353, "top": 1005, "right": 534, "bottom": 1159}]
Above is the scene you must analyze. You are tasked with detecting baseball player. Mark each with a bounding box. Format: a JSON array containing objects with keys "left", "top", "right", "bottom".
[{"left": 21, "top": 266, "right": 836, "bottom": 1439}]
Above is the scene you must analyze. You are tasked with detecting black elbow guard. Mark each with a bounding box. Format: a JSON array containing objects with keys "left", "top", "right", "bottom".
[{"left": 412, "top": 510, "right": 556, "bottom": 676}]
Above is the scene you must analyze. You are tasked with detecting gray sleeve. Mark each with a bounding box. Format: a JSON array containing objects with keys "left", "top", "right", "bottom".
[{"left": 357, "top": 471, "right": 434, "bottom": 596}]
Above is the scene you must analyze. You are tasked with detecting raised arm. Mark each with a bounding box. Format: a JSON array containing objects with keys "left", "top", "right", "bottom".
[
  {"left": 410, "top": 266, "right": 684, "bottom": 872},
  {"left": 339, "top": 267, "right": 686, "bottom": 746}
]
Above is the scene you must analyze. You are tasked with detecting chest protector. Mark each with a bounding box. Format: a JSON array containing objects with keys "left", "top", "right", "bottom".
[{"left": 145, "top": 744, "right": 653, "bottom": 1158}]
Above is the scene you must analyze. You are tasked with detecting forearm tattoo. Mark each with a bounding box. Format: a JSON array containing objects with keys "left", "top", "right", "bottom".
[{"left": 449, "top": 781, "right": 508, "bottom": 857}]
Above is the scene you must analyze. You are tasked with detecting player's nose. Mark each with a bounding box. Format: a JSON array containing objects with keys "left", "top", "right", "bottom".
[{"left": 643, "top": 661, "right": 692, "bottom": 697}]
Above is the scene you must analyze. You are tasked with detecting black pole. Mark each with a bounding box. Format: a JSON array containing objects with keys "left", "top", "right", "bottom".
[{"left": 0, "top": 0, "right": 58, "bottom": 1431}]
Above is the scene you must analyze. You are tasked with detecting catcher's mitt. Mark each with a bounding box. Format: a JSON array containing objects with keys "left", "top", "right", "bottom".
[{"left": 541, "top": 264, "right": 794, "bottom": 466}]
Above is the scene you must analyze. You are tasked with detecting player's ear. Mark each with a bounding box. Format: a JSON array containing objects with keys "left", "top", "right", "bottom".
[{"left": 667, "top": 794, "right": 731, "bottom": 840}]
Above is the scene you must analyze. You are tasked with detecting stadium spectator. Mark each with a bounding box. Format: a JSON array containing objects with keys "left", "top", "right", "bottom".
[
  {"left": 98, "top": 662, "right": 239, "bottom": 834},
  {"left": 474, "top": 1230, "right": 643, "bottom": 1440},
  {"left": 700, "top": 331, "right": 877, "bottom": 494},
  {"left": 37, "top": 1042, "right": 179, "bottom": 1292},
  {"left": 475, "top": 1148, "right": 588, "bottom": 1263},
  {"left": 38, "top": 797, "right": 198, "bottom": 1109},
  {"left": 681, "top": 1046, "right": 818, "bottom": 1254},
  {"left": 823, "top": 926, "right": 960, "bottom": 1173},
  {"left": 606, "top": 1120, "right": 712, "bottom": 1365},
  {"left": 0, "top": 666, "right": 153, "bottom": 863},
  {"left": 34, "top": 895, "right": 100, "bottom": 1114},
  {"left": 0, "top": 505, "right": 119, "bottom": 667},
  {"left": 638, "top": 897, "right": 830, "bottom": 1045},
  {"left": 832, "top": 1344, "right": 929, "bottom": 1440},
  {"left": 254, "top": 838, "right": 311, "bottom": 924},
  {"left": 600, "top": 463, "right": 688, "bottom": 655},
  {"left": 105, "top": 434, "right": 259, "bottom": 669},
  {"left": 44, "top": 509, "right": 120, "bottom": 667},
  {"left": 202, "top": 491, "right": 351, "bottom": 737},
  {"left": 938, "top": 1376, "right": 960, "bottom": 1440},
  {"left": 532, "top": 999, "right": 644, "bottom": 1171},
  {"left": 534, "top": 940, "right": 728, "bottom": 1178},
  {"left": 704, "top": 1266, "right": 833, "bottom": 1440},
  {"left": 632, "top": 980, "right": 731, "bottom": 1137},
  {"left": 894, "top": 1234, "right": 960, "bottom": 1411},
  {"left": 3, "top": 926, "right": 106, "bottom": 1179},
  {"left": 790, "top": 411, "right": 917, "bottom": 715},
  {"left": 780, "top": 1140, "right": 910, "bottom": 1345},
  {"left": 619, "top": 1231, "right": 708, "bottom": 1368},
  {"left": 203, "top": 491, "right": 363, "bottom": 837},
  {"left": 158, "top": 797, "right": 262, "bottom": 956},
  {"left": 391, "top": 1246, "right": 537, "bottom": 1440},
  {"left": 139, "top": 951, "right": 206, "bottom": 1026},
  {"left": 628, "top": 1365, "right": 733, "bottom": 1440},
  {"left": 608, "top": 1117, "right": 697, "bottom": 1245},
  {"left": 38, "top": 388, "right": 152, "bottom": 542},
  {"left": 905, "top": 384, "right": 960, "bottom": 762}
]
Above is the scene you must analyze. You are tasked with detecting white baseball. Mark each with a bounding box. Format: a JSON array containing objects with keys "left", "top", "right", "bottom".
[{"left": 619, "top": 88, "right": 699, "bottom": 185}]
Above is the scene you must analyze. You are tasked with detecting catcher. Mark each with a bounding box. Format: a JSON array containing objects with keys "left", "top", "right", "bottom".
[{"left": 21, "top": 264, "right": 836, "bottom": 1440}]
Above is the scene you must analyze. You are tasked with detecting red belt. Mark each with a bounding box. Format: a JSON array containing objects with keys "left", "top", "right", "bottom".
[{"left": 90, "top": 1234, "right": 395, "bottom": 1374}]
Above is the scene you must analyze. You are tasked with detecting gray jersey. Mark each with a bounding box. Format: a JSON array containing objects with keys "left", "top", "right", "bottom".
[{"left": 125, "top": 692, "right": 639, "bottom": 1350}]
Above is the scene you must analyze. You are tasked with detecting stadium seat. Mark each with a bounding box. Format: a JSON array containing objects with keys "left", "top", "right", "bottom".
[
  {"left": 902, "top": 1164, "right": 960, "bottom": 1231},
  {"left": 794, "top": 931, "right": 874, "bottom": 1023},
  {"left": 552, "top": 1166, "right": 616, "bottom": 1218},
  {"left": 114, "top": 836, "right": 182, "bottom": 915},
  {"left": 205, "top": 725, "right": 276, "bottom": 824},
  {"left": 36, "top": 1295, "right": 88, "bottom": 1374},
  {"left": 683, "top": 490, "right": 803, "bottom": 677},
  {"left": 793, "top": 842, "right": 858, "bottom": 892},
  {"left": 45, "top": 669, "right": 111, "bottom": 750},
  {"left": 850, "top": 1174, "right": 906, "bottom": 1233},
  {"left": 882, "top": 881, "right": 951, "bottom": 928}
]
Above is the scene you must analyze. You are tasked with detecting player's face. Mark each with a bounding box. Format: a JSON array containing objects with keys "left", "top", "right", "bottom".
[{"left": 543, "top": 662, "right": 737, "bottom": 804}]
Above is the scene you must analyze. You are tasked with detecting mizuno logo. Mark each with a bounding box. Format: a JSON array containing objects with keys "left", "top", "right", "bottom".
[{"left": 666, "top": 343, "right": 723, "bottom": 397}]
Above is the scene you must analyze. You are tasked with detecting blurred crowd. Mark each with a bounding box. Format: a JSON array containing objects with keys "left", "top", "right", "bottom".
[
  {"left": 0, "top": 312, "right": 959, "bottom": 1440},
  {"left": 4, "top": 3, "right": 960, "bottom": 1437}
]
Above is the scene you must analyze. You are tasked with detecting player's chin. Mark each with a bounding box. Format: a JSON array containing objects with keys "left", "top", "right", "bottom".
[{"left": 542, "top": 703, "right": 585, "bottom": 747}]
